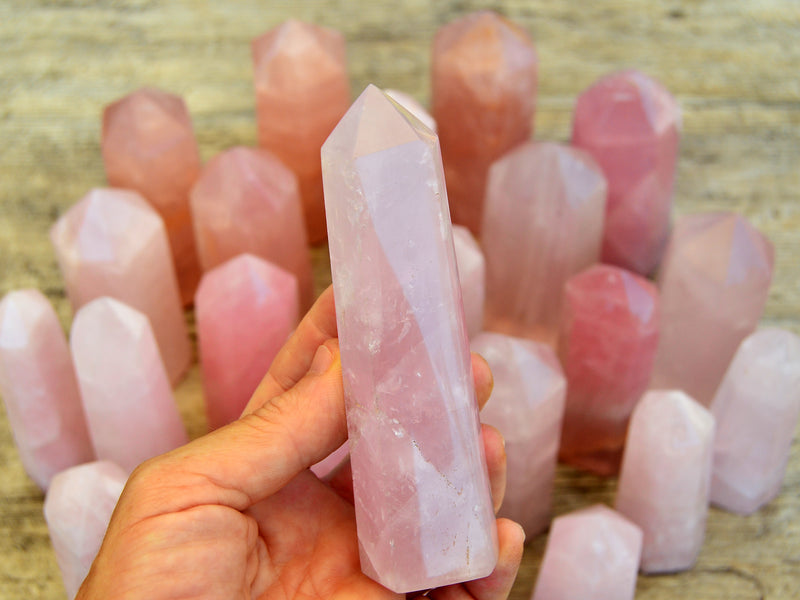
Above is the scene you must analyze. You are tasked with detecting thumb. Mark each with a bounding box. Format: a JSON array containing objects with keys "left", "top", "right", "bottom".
[{"left": 123, "top": 339, "right": 346, "bottom": 518}]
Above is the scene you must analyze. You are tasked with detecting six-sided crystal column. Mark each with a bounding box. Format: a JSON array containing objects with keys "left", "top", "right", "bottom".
[{"left": 322, "top": 85, "right": 498, "bottom": 593}]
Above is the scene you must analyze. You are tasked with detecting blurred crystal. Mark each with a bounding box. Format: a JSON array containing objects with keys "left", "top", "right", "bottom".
[
  {"left": 196, "top": 254, "right": 299, "bottom": 429},
  {"left": 558, "top": 264, "right": 660, "bottom": 475},
  {"left": 615, "top": 390, "right": 715, "bottom": 573},
  {"left": 452, "top": 225, "right": 485, "bottom": 338},
  {"left": 0, "top": 289, "right": 93, "bottom": 489},
  {"left": 471, "top": 332, "right": 566, "bottom": 536},
  {"left": 71, "top": 297, "right": 188, "bottom": 472},
  {"left": 710, "top": 328, "right": 800, "bottom": 514},
  {"left": 50, "top": 188, "right": 191, "bottom": 384},
  {"left": 102, "top": 87, "right": 202, "bottom": 304},
  {"left": 572, "top": 70, "right": 681, "bottom": 274},
  {"left": 650, "top": 212, "right": 774, "bottom": 406},
  {"left": 432, "top": 10, "right": 538, "bottom": 234},
  {"left": 190, "top": 146, "right": 313, "bottom": 309},
  {"left": 483, "top": 142, "right": 606, "bottom": 344}
]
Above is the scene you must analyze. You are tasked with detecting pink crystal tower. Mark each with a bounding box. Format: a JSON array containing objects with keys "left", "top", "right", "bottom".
[
  {"left": 71, "top": 298, "right": 188, "bottom": 472},
  {"left": 44, "top": 461, "right": 127, "bottom": 599},
  {"left": 102, "top": 87, "right": 203, "bottom": 305},
  {"left": 190, "top": 146, "right": 313, "bottom": 309},
  {"left": 196, "top": 254, "right": 299, "bottom": 429},
  {"left": 432, "top": 11, "right": 538, "bottom": 235},
  {"left": 482, "top": 142, "right": 607, "bottom": 344},
  {"left": 253, "top": 20, "right": 350, "bottom": 244},
  {"left": 710, "top": 328, "right": 800, "bottom": 514},
  {"left": 0, "top": 290, "right": 93, "bottom": 490},
  {"left": 532, "top": 505, "right": 642, "bottom": 600},
  {"left": 650, "top": 213, "right": 774, "bottom": 407},
  {"left": 616, "top": 390, "right": 715, "bottom": 573},
  {"left": 50, "top": 188, "right": 191, "bottom": 383},
  {"left": 471, "top": 333, "right": 566, "bottom": 536},
  {"left": 322, "top": 85, "right": 498, "bottom": 592},
  {"left": 452, "top": 225, "right": 485, "bottom": 338},
  {"left": 558, "top": 264, "right": 660, "bottom": 475},
  {"left": 572, "top": 70, "right": 681, "bottom": 274}
]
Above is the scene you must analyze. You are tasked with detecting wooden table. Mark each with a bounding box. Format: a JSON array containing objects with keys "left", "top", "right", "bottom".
[{"left": 1, "top": 1, "right": 798, "bottom": 597}]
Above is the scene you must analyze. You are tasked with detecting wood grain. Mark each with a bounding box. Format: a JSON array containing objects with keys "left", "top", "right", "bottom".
[{"left": 1, "top": 1, "right": 798, "bottom": 598}]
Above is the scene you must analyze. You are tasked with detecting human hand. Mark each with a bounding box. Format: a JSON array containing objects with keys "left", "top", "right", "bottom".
[{"left": 77, "top": 286, "right": 525, "bottom": 600}]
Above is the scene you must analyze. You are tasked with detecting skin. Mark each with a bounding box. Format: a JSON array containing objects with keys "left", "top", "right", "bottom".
[{"left": 77, "top": 286, "right": 525, "bottom": 600}]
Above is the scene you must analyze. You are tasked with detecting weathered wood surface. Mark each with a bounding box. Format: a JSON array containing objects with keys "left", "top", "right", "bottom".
[{"left": 1, "top": 1, "right": 798, "bottom": 598}]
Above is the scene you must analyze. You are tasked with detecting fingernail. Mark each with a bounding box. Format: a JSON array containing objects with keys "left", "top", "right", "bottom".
[{"left": 308, "top": 344, "right": 334, "bottom": 375}]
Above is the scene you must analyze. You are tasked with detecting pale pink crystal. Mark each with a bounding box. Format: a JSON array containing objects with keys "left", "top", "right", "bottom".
[
  {"left": 615, "top": 390, "right": 715, "bottom": 573},
  {"left": 322, "top": 85, "right": 498, "bottom": 592},
  {"left": 195, "top": 254, "right": 299, "bottom": 429},
  {"left": 0, "top": 290, "right": 93, "bottom": 490},
  {"left": 471, "top": 332, "right": 565, "bottom": 537},
  {"left": 253, "top": 19, "right": 350, "bottom": 244},
  {"left": 50, "top": 188, "right": 191, "bottom": 384},
  {"left": 71, "top": 298, "right": 188, "bottom": 472},
  {"left": 432, "top": 10, "right": 538, "bottom": 235},
  {"left": 558, "top": 264, "right": 660, "bottom": 475},
  {"left": 482, "top": 142, "right": 606, "bottom": 344},
  {"left": 710, "top": 328, "right": 800, "bottom": 514},
  {"left": 44, "top": 461, "right": 127, "bottom": 599},
  {"left": 452, "top": 225, "right": 485, "bottom": 338},
  {"left": 190, "top": 146, "right": 313, "bottom": 309},
  {"left": 650, "top": 212, "right": 774, "bottom": 407},
  {"left": 384, "top": 90, "right": 437, "bottom": 132},
  {"left": 102, "top": 87, "right": 202, "bottom": 305},
  {"left": 310, "top": 441, "right": 349, "bottom": 479},
  {"left": 532, "top": 505, "right": 642, "bottom": 600},
  {"left": 572, "top": 70, "right": 681, "bottom": 274}
]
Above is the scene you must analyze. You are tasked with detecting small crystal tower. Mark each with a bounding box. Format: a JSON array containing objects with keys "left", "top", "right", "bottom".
[{"left": 322, "top": 85, "right": 498, "bottom": 593}]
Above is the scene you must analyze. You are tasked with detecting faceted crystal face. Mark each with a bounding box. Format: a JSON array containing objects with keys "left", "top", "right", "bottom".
[
  {"left": 471, "top": 332, "right": 566, "bottom": 536},
  {"left": 452, "top": 225, "right": 485, "bottom": 338},
  {"left": 710, "top": 328, "right": 800, "bottom": 514},
  {"left": 532, "top": 505, "right": 642, "bottom": 600},
  {"left": 0, "top": 290, "right": 93, "bottom": 490},
  {"left": 385, "top": 89, "right": 437, "bottom": 132},
  {"left": 432, "top": 10, "right": 538, "bottom": 234},
  {"left": 44, "top": 461, "right": 127, "bottom": 599},
  {"left": 50, "top": 188, "right": 191, "bottom": 383},
  {"left": 650, "top": 212, "right": 774, "bottom": 407},
  {"left": 195, "top": 254, "right": 299, "bottom": 429},
  {"left": 322, "top": 85, "right": 498, "bottom": 592},
  {"left": 71, "top": 297, "right": 188, "bottom": 472},
  {"left": 572, "top": 70, "right": 681, "bottom": 275},
  {"left": 253, "top": 19, "right": 350, "bottom": 243},
  {"left": 190, "top": 146, "right": 312, "bottom": 309},
  {"left": 483, "top": 142, "right": 607, "bottom": 345},
  {"left": 102, "top": 87, "right": 202, "bottom": 305},
  {"left": 558, "top": 264, "right": 660, "bottom": 475},
  {"left": 615, "top": 390, "right": 715, "bottom": 573}
]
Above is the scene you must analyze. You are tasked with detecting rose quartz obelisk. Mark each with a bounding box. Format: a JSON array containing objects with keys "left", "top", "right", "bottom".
[
  {"left": 471, "top": 332, "right": 566, "bottom": 536},
  {"left": 196, "top": 254, "right": 299, "bottom": 429},
  {"left": 572, "top": 70, "right": 681, "bottom": 275},
  {"left": 615, "top": 390, "right": 715, "bottom": 573},
  {"left": 432, "top": 10, "right": 538, "bottom": 235},
  {"left": 44, "top": 460, "right": 127, "bottom": 599},
  {"left": 102, "top": 87, "right": 202, "bottom": 305},
  {"left": 253, "top": 20, "right": 350, "bottom": 244},
  {"left": 71, "top": 298, "right": 188, "bottom": 473},
  {"left": 452, "top": 225, "right": 485, "bottom": 338},
  {"left": 0, "top": 290, "right": 93, "bottom": 490},
  {"left": 710, "top": 328, "right": 800, "bottom": 514},
  {"left": 50, "top": 188, "right": 191, "bottom": 384},
  {"left": 322, "top": 85, "right": 498, "bottom": 592},
  {"left": 482, "top": 142, "right": 607, "bottom": 344},
  {"left": 190, "top": 146, "right": 313, "bottom": 309},
  {"left": 650, "top": 213, "right": 774, "bottom": 407},
  {"left": 558, "top": 264, "right": 660, "bottom": 475},
  {"left": 532, "top": 505, "right": 642, "bottom": 600}
]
